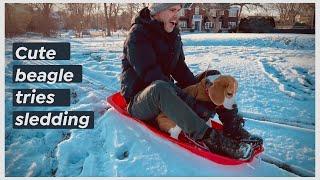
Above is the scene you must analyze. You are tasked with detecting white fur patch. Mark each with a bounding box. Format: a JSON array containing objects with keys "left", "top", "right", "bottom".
[
  {"left": 168, "top": 125, "right": 182, "bottom": 139},
  {"left": 212, "top": 118, "right": 223, "bottom": 125},
  {"left": 206, "top": 75, "right": 220, "bottom": 82},
  {"left": 206, "top": 119, "right": 212, "bottom": 127},
  {"left": 223, "top": 96, "right": 236, "bottom": 110}
]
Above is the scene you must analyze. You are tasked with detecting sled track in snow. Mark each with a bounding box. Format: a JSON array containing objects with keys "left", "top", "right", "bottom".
[
  {"left": 246, "top": 117, "right": 315, "bottom": 177},
  {"left": 244, "top": 115, "right": 315, "bottom": 130},
  {"left": 258, "top": 154, "right": 315, "bottom": 177}
]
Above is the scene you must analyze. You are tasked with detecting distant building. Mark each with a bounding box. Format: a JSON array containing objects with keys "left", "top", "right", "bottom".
[{"left": 178, "top": 3, "right": 239, "bottom": 32}]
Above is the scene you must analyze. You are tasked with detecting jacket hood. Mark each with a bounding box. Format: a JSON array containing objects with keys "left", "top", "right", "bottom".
[{"left": 131, "top": 7, "right": 152, "bottom": 26}]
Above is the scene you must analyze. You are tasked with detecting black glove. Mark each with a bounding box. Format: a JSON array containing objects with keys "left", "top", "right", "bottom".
[
  {"left": 216, "top": 104, "right": 245, "bottom": 136},
  {"left": 231, "top": 104, "right": 245, "bottom": 126}
]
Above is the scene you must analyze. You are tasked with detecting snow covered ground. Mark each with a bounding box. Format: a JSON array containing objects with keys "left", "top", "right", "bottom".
[{"left": 5, "top": 33, "right": 315, "bottom": 176}]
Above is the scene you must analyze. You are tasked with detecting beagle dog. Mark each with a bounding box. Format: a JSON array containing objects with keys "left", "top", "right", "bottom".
[{"left": 156, "top": 75, "right": 238, "bottom": 139}]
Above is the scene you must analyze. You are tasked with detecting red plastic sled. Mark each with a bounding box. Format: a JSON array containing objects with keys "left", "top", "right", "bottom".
[{"left": 107, "top": 92, "right": 263, "bottom": 165}]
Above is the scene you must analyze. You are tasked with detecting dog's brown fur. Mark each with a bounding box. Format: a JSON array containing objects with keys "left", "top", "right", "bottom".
[{"left": 156, "top": 75, "right": 238, "bottom": 133}]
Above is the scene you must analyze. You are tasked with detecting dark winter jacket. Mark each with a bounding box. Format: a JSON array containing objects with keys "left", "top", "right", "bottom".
[{"left": 120, "top": 7, "right": 197, "bottom": 103}]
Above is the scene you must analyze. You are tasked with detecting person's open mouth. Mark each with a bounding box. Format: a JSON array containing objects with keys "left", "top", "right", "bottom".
[{"left": 169, "top": 21, "right": 177, "bottom": 26}]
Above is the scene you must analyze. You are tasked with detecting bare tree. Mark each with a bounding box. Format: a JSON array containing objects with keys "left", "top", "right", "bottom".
[
  {"left": 269, "top": 3, "right": 312, "bottom": 26},
  {"left": 274, "top": 3, "right": 298, "bottom": 25},
  {"left": 111, "top": 4, "right": 122, "bottom": 30},
  {"left": 65, "top": 3, "right": 87, "bottom": 37},
  {"left": 231, "top": 3, "right": 264, "bottom": 19},
  {"left": 28, "top": 3, "right": 57, "bottom": 36},
  {"left": 5, "top": 4, "right": 33, "bottom": 37},
  {"left": 299, "top": 3, "right": 315, "bottom": 28},
  {"left": 85, "top": 4, "right": 103, "bottom": 29},
  {"left": 230, "top": 3, "right": 264, "bottom": 31},
  {"left": 104, "top": 3, "right": 113, "bottom": 36},
  {"left": 5, "top": 4, "right": 14, "bottom": 36},
  {"left": 5, "top": 3, "right": 160, "bottom": 37},
  {"left": 127, "top": 3, "right": 143, "bottom": 23}
]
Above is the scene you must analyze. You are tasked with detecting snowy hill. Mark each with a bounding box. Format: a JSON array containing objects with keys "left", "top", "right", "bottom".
[{"left": 5, "top": 33, "right": 315, "bottom": 176}]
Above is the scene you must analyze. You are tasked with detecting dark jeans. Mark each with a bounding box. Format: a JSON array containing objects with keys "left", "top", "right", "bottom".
[{"left": 128, "top": 80, "right": 209, "bottom": 140}]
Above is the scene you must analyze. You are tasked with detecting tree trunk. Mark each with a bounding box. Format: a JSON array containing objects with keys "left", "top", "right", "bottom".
[
  {"left": 236, "top": 5, "right": 243, "bottom": 32},
  {"left": 42, "top": 3, "right": 52, "bottom": 36},
  {"left": 104, "top": 3, "right": 112, "bottom": 36},
  {"left": 113, "top": 4, "right": 121, "bottom": 31},
  {"left": 5, "top": 4, "right": 13, "bottom": 37}
]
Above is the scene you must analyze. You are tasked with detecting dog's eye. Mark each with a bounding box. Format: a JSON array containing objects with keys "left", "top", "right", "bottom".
[{"left": 227, "top": 92, "right": 233, "bottom": 97}]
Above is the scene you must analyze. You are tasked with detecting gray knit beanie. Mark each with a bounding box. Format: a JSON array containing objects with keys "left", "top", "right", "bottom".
[{"left": 148, "top": 3, "right": 182, "bottom": 16}]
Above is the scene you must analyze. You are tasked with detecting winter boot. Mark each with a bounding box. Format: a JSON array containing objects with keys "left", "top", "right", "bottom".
[
  {"left": 217, "top": 105, "right": 263, "bottom": 148},
  {"left": 203, "top": 129, "right": 254, "bottom": 160},
  {"left": 237, "top": 126, "right": 263, "bottom": 149}
]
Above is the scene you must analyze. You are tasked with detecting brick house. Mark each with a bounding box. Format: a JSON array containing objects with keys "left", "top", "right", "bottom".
[{"left": 178, "top": 3, "right": 240, "bottom": 32}]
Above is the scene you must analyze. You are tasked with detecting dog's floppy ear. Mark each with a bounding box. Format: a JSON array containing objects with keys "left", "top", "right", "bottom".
[
  {"left": 208, "top": 79, "right": 225, "bottom": 106},
  {"left": 235, "top": 78, "right": 238, "bottom": 93}
]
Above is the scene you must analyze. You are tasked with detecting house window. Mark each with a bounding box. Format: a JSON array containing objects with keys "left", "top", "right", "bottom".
[
  {"left": 229, "top": 10, "right": 237, "bottom": 17},
  {"left": 210, "top": 9, "right": 216, "bottom": 17},
  {"left": 205, "top": 22, "right": 213, "bottom": 29},
  {"left": 178, "top": 8, "right": 185, "bottom": 16},
  {"left": 179, "top": 21, "right": 187, "bottom": 28},
  {"left": 195, "top": 6, "right": 199, "bottom": 15},
  {"left": 228, "top": 22, "right": 237, "bottom": 28},
  {"left": 218, "top": 10, "right": 224, "bottom": 16}
]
